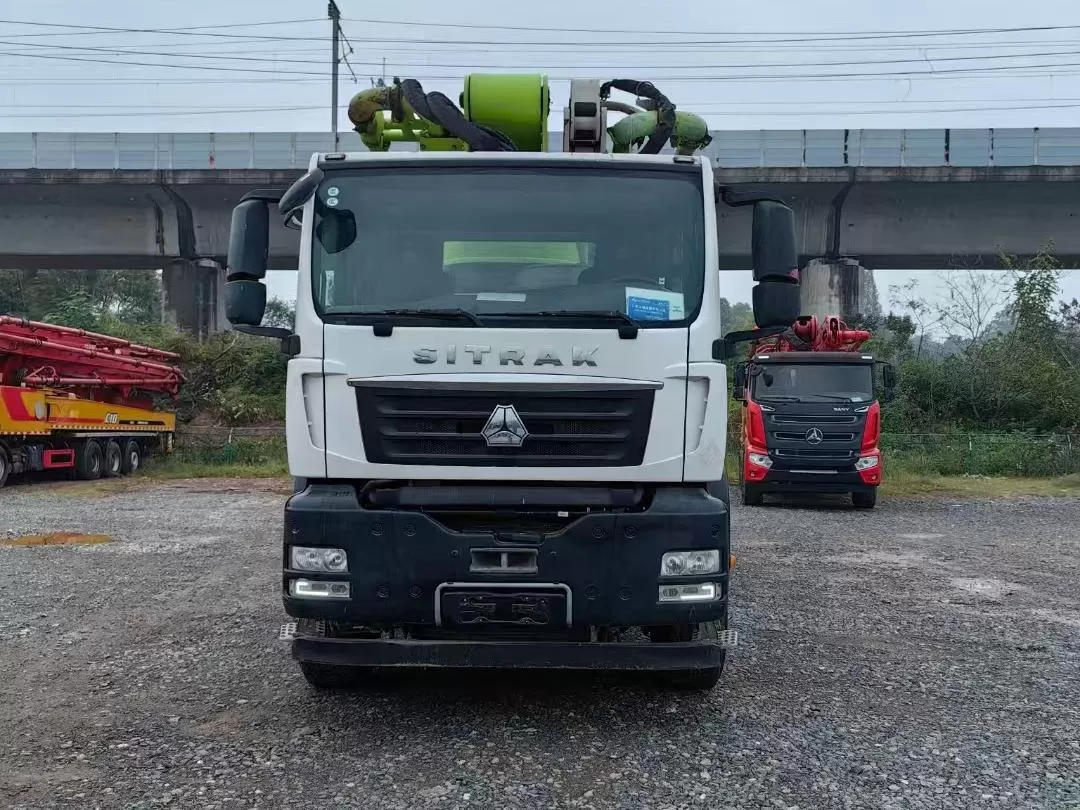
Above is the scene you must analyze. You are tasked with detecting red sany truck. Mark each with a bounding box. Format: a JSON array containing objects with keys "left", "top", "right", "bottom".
[
  {"left": 727, "top": 315, "right": 896, "bottom": 509},
  {"left": 0, "top": 316, "right": 180, "bottom": 487}
]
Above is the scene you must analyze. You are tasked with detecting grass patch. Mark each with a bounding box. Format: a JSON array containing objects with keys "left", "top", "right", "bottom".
[{"left": 882, "top": 469, "right": 1080, "bottom": 499}]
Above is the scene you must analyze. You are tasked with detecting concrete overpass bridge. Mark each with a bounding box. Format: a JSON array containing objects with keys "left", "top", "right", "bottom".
[{"left": 1, "top": 128, "right": 1078, "bottom": 333}]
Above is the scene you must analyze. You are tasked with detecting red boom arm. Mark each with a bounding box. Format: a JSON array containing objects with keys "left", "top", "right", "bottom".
[
  {"left": 0, "top": 316, "right": 183, "bottom": 405},
  {"left": 749, "top": 315, "right": 871, "bottom": 357}
]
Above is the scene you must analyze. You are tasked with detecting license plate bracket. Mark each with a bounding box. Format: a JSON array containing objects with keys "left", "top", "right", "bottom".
[{"left": 436, "top": 584, "right": 571, "bottom": 629}]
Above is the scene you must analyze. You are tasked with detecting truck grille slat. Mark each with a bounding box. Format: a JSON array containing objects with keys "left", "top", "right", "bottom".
[{"left": 355, "top": 387, "right": 654, "bottom": 467}]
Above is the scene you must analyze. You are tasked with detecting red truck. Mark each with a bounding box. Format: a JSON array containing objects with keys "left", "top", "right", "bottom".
[{"left": 729, "top": 315, "right": 896, "bottom": 509}]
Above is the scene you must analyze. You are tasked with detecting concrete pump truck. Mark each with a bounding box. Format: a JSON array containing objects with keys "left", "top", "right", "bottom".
[
  {"left": 224, "top": 75, "right": 801, "bottom": 689},
  {"left": 728, "top": 315, "right": 897, "bottom": 508}
]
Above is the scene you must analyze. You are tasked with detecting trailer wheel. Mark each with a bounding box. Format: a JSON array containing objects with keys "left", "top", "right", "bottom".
[
  {"left": 742, "top": 483, "right": 764, "bottom": 506},
  {"left": 0, "top": 446, "right": 10, "bottom": 489},
  {"left": 852, "top": 489, "right": 878, "bottom": 509},
  {"left": 120, "top": 440, "right": 142, "bottom": 475},
  {"left": 103, "top": 440, "right": 123, "bottom": 477},
  {"left": 74, "top": 440, "right": 104, "bottom": 480}
]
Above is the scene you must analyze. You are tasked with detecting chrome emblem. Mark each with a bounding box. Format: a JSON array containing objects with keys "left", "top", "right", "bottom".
[
  {"left": 482, "top": 404, "right": 529, "bottom": 447},
  {"left": 805, "top": 427, "right": 823, "bottom": 445}
]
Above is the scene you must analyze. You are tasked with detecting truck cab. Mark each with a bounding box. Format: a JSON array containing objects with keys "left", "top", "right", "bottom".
[
  {"left": 734, "top": 346, "right": 895, "bottom": 508},
  {"left": 222, "top": 74, "right": 801, "bottom": 689}
]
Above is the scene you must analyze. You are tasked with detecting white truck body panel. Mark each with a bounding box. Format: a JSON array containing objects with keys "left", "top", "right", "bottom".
[{"left": 287, "top": 151, "right": 728, "bottom": 483}]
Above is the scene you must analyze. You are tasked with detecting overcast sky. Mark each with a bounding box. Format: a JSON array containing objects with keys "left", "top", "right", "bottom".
[{"left": 2, "top": 0, "right": 1079, "bottom": 309}]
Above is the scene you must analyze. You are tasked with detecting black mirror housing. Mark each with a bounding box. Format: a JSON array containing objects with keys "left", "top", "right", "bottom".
[
  {"left": 732, "top": 362, "right": 748, "bottom": 400},
  {"left": 279, "top": 167, "right": 324, "bottom": 221},
  {"left": 226, "top": 199, "right": 270, "bottom": 281},
  {"left": 882, "top": 362, "right": 897, "bottom": 391},
  {"left": 751, "top": 200, "right": 798, "bottom": 283},
  {"left": 225, "top": 279, "right": 267, "bottom": 327}
]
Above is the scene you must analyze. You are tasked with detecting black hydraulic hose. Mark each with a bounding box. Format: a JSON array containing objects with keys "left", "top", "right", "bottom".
[
  {"left": 600, "top": 79, "right": 676, "bottom": 155},
  {"left": 425, "top": 91, "right": 517, "bottom": 151},
  {"left": 399, "top": 78, "right": 433, "bottom": 123},
  {"left": 396, "top": 78, "right": 517, "bottom": 152}
]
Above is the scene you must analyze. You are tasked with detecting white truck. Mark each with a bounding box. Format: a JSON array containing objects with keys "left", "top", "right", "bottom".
[{"left": 224, "top": 75, "right": 800, "bottom": 689}]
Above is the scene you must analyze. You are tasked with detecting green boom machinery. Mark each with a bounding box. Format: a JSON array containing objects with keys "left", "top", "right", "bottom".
[{"left": 346, "top": 74, "right": 713, "bottom": 156}]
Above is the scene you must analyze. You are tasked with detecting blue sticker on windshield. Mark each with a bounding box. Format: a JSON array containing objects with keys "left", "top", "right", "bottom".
[{"left": 627, "top": 296, "right": 670, "bottom": 321}]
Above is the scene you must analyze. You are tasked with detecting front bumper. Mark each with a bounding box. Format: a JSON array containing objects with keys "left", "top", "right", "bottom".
[
  {"left": 754, "top": 467, "right": 876, "bottom": 494},
  {"left": 282, "top": 483, "right": 730, "bottom": 630},
  {"left": 289, "top": 631, "right": 733, "bottom": 672}
]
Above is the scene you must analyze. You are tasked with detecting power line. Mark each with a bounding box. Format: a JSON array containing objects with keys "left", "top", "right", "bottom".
[
  {"left": 0, "top": 18, "right": 324, "bottom": 39},
  {"left": 8, "top": 38, "right": 1080, "bottom": 73},
  {"left": 10, "top": 47, "right": 1080, "bottom": 82},
  {"left": 7, "top": 18, "right": 1080, "bottom": 46},
  {"left": 342, "top": 17, "right": 1080, "bottom": 41}
]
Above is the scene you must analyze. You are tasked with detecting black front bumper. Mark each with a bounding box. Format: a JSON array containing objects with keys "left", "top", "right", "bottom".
[
  {"left": 755, "top": 467, "right": 875, "bottom": 494},
  {"left": 282, "top": 483, "right": 730, "bottom": 632},
  {"left": 292, "top": 634, "right": 727, "bottom": 672}
]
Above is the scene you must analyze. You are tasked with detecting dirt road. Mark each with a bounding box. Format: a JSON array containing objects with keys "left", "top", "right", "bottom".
[{"left": 1, "top": 480, "right": 1078, "bottom": 809}]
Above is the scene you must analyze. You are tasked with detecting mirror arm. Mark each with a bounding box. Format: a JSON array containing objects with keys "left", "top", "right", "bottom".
[{"left": 234, "top": 324, "right": 290, "bottom": 339}]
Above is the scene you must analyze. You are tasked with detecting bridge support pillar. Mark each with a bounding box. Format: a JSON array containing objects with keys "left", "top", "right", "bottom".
[
  {"left": 163, "top": 259, "right": 227, "bottom": 338},
  {"left": 799, "top": 258, "right": 876, "bottom": 320}
]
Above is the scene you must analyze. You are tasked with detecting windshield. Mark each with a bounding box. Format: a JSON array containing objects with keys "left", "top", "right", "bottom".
[
  {"left": 310, "top": 165, "right": 705, "bottom": 326},
  {"left": 751, "top": 362, "right": 874, "bottom": 403}
]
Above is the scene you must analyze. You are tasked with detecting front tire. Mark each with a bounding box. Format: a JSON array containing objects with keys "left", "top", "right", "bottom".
[
  {"left": 649, "top": 618, "right": 728, "bottom": 691},
  {"left": 295, "top": 619, "right": 370, "bottom": 690},
  {"left": 852, "top": 489, "right": 878, "bottom": 509},
  {"left": 742, "top": 483, "right": 764, "bottom": 506}
]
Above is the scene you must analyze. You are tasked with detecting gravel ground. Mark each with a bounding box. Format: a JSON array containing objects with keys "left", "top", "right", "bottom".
[{"left": 1, "top": 479, "right": 1079, "bottom": 810}]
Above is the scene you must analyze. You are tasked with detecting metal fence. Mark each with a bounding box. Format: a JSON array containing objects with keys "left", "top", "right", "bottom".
[
  {"left": 2, "top": 128, "right": 1078, "bottom": 170},
  {"left": 174, "top": 427, "right": 1080, "bottom": 477}
]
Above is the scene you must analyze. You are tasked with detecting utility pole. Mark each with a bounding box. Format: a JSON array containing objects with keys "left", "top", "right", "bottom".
[{"left": 328, "top": 0, "right": 342, "bottom": 149}]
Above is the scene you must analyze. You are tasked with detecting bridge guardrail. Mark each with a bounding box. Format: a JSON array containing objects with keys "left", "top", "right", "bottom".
[{"left": 1, "top": 128, "right": 1078, "bottom": 171}]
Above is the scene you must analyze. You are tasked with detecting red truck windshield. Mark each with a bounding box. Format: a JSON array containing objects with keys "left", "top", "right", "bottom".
[{"left": 751, "top": 362, "right": 874, "bottom": 403}]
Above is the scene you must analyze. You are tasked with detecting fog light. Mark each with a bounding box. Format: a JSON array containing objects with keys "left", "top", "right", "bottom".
[
  {"left": 290, "top": 579, "right": 350, "bottom": 599},
  {"left": 855, "top": 455, "right": 879, "bottom": 471},
  {"left": 290, "top": 546, "right": 349, "bottom": 572},
  {"left": 658, "top": 583, "right": 718, "bottom": 603},
  {"left": 747, "top": 452, "right": 772, "bottom": 469},
  {"left": 660, "top": 550, "right": 721, "bottom": 576}
]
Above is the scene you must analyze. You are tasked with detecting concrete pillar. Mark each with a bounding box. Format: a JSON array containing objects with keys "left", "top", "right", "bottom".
[
  {"left": 163, "top": 259, "right": 226, "bottom": 338},
  {"left": 799, "top": 258, "right": 876, "bottom": 320}
]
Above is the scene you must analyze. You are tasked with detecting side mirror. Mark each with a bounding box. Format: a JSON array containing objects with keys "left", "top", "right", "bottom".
[
  {"left": 750, "top": 201, "right": 800, "bottom": 329},
  {"left": 711, "top": 337, "right": 735, "bottom": 361},
  {"left": 279, "top": 167, "right": 324, "bottom": 221},
  {"left": 881, "top": 362, "right": 897, "bottom": 392},
  {"left": 751, "top": 200, "right": 798, "bottom": 283},
  {"left": 226, "top": 198, "right": 270, "bottom": 281},
  {"left": 732, "top": 362, "right": 748, "bottom": 400},
  {"left": 225, "top": 279, "right": 267, "bottom": 327}
]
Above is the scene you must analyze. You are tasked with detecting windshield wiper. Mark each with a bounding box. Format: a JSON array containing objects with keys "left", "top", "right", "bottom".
[
  {"left": 377, "top": 308, "right": 483, "bottom": 325},
  {"left": 757, "top": 395, "right": 803, "bottom": 402},
  {"left": 800, "top": 393, "right": 862, "bottom": 402},
  {"left": 362, "top": 308, "right": 484, "bottom": 336},
  {"left": 486, "top": 310, "right": 640, "bottom": 338}
]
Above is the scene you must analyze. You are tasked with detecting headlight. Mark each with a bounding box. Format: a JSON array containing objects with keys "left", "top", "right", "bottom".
[
  {"left": 747, "top": 452, "right": 772, "bottom": 468},
  {"left": 290, "top": 546, "right": 349, "bottom": 572},
  {"left": 658, "top": 583, "right": 718, "bottom": 602},
  {"left": 855, "top": 455, "right": 879, "bottom": 471},
  {"left": 289, "top": 579, "right": 350, "bottom": 599},
  {"left": 660, "top": 549, "right": 721, "bottom": 577}
]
